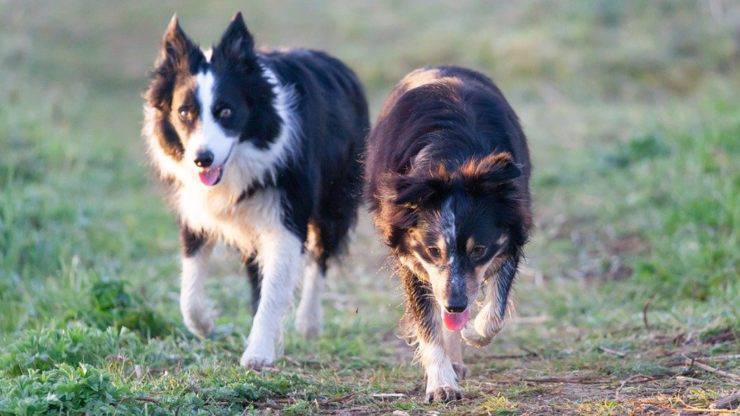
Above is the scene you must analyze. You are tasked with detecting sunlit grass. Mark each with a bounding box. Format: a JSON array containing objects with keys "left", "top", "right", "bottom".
[{"left": 0, "top": 1, "right": 738, "bottom": 414}]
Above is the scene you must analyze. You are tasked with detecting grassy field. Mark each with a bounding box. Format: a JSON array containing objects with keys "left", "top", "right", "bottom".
[{"left": 1, "top": 1, "right": 738, "bottom": 414}]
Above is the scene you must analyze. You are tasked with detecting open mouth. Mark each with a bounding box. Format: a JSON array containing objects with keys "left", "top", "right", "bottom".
[
  {"left": 442, "top": 307, "right": 470, "bottom": 331},
  {"left": 197, "top": 144, "right": 234, "bottom": 187},
  {"left": 198, "top": 165, "right": 224, "bottom": 186}
]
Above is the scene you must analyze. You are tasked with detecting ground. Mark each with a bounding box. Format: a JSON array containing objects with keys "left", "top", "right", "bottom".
[{"left": 0, "top": 1, "right": 738, "bottom": 415}]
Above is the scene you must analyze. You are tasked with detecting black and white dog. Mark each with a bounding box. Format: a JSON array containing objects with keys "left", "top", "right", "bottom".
[
  {"left": 143, "top": 13, "right": 369, "bottom": 369},
  {"left": 365, "top": 66, "right": 531, "bottom": 401}
]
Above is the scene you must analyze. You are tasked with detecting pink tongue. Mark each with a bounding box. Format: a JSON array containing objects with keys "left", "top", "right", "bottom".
[
  {"left": 198, "top": 166, "right": 222, "bottom": 186},
  {"left": 442, "top": 308, "right": 470, "bottom": 331}
]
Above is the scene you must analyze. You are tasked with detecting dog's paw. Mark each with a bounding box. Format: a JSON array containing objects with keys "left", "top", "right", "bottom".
[
  {"left": 182, "top": 308, "right": 215, "bottom": 339},
  {"left": 294, "top": 315, "right": 322, "bottom": 339},
  {"left": 461, "top": 320, "right": 503, "bottom": 348},
  {"left": 461, "top": 309, "right": 504, "bottom": 348},
  {"left": 240, "top": 351, "right": 275, "bottom": 371},
  {"left": 461, "top": 326, "right": 492, "bottom": 348},
  {"left": 452, "top": 363, "right": 468, "bottom": 381},
  {"left": 425, "top": 372, "right": 462, "bottom": 403},
  {"left": 240, "top": 355, "right": 273, "bottom": 371},
  {"left": 240, "top": 343, "right": 276, "bottom": 371},
  {"left": 425, "top": 386, "right": 462, "bottom": 403}
]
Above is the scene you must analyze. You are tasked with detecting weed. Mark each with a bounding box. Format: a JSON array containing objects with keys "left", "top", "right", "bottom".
[
  {"left": 479, "top": 394, "right": 518, "bottom": 415},
  {"left": 0, "top": 323, "right": 142, "bottom": 376},
  {"left": 72, "top": 280, "right": 177, "bottom": 338}
]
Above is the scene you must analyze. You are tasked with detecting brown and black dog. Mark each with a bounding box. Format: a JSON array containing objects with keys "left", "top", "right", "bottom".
[{"left": 365, "top": 66, "right": 532, "bottom": 402}]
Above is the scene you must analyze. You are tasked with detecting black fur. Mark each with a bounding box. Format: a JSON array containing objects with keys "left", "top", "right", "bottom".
[
  {"left": 210, "top": 16, "right": 282, "bottom": 149},
  {"left": 254, "top": 45, "right": 365, "bottom": 251},
  {"left": 244, "top": 255, "right": 262, "bottom": 314},
  {"left": 262, "top": 49, "right": 369, "bottom": 249},
  {"left": 181, "top": 226, "right": 207, "bottom": 257}
]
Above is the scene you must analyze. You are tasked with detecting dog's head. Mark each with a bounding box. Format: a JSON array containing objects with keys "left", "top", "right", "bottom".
[
  {"left": 144, "top": 13, "right": 281, "bottom": 186},
  {"left": 380, "top": 153, "right": 528, "bottom": 331}
]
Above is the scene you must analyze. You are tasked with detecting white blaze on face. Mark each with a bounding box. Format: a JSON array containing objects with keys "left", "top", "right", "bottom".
[
  {"left": 439, "top": 198, "right": 456, "bottom": 250},
  {"left": 431, "top": 198, "right": 458, "bottom": 305},
  {"left": 186, "top": 70, "right": 237, "bottom": 169},
  {"left": 411, "top": 199, "right": 465, "bottom": 312}
]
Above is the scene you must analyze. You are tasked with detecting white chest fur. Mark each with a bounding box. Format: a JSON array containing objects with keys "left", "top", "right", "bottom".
[{"left": 177, "top": 181, "right": 284, "bottom": 255}]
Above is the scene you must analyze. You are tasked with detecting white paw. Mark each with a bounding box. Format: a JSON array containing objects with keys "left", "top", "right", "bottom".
[
  {"left": 295, "top": 316, "right": 322, "bottom": 339},
  {"left": 182, "top": 306, "right": 216, "bottom": 339},
  {"left": 425, "top": 364, "right": 462, "bottom": 403},
  {"left": 294, "top": 305, "right": 322, "bottom": 339},
  {"left": 425, "top": 384, "right": 462, "bottom": 403},
  {"left": 461, "top": 313, "right": 503, "bottom": 348},
  {"left": 239, "top": 348, "right": 275, "bottom": 371},
  {"left": 240, "top": 333, "right": 278, "bottom": 370},
  {"left": 461, "top": 325, "right": 493, "bottom": 347}
]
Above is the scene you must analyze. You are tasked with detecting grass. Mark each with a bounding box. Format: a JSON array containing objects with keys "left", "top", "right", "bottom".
[{"left": 1, "top": 1, "right": 738, "bottom": 414}]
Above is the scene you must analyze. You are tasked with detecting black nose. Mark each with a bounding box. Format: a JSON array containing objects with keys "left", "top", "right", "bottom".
[
  {"left": 444, "top": 299, "right": 468, "bottom": 313},
  {"left": 194, "top": 150, "right": 214, "bottom": 168}
]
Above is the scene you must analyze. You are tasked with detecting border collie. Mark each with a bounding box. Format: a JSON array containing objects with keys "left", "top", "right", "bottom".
[
  {"left": 143, "top": 13, "right": 369, "bottom": 369},
  {"left": 365, "top": 66, "right": 531, "bottom": 402}
]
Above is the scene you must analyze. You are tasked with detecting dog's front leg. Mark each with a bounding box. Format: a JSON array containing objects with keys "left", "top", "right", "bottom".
[
  {"left": 443, "top": 328, "right": 468, "bottom": 381},
  {"left": 462, "top": 255, "right": 519, "bottom": 347},
  {"left": 401, "top": 268, "right": 462, "bottom": 402},
  {"left": 240, "top": 227, "right": 303, "bottom": 370},
  {"left": 180, "top": 226, "right": 216, "bottom": 338}
]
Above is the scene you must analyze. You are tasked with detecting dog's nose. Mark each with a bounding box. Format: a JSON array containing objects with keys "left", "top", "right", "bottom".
[
  {"left": 194, "top": 150, "right": 214, "bottom": 168},
  {"left": 444, "top": 300, "right": 467, "bottom": 313}
]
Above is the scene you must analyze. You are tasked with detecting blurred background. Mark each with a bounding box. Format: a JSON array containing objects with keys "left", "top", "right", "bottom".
[{"left": 0, "top": 1, "right": 738, "bottom": 414}]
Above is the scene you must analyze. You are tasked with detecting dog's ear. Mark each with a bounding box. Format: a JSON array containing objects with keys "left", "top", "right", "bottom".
[
  {"left": 390, "top": 173, "right": 448, "bottom": 209},
  {"left": 147, "top": 15, "right": 203, "bottom": 111},
  {"left": 158, "top": 14, "right": 201, "bottom": 72},
  {"left": 376, "top": 172, "right": 445, "bottom": 247},
  {"left": 461, "top": 152, "right": 521, "bottom": 194},
  {"left": 215, "top": 12, "right": 255, "bottom": 63}
]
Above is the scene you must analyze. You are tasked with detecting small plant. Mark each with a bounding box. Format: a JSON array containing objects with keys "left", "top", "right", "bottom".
[
  {"left": 72, "top": 280, "right": 176, "bottom": 338},
  {"left": 0, "top": 363, "right": 141, "bottom": 415},
  {"left": 479, "top": 394, "right": 518, "bottom": 415},
  {"left": 0, "top": 323, "right": 141, "bottom": 376}
]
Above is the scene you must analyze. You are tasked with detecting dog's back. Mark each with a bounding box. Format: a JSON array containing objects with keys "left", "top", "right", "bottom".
[{"left": 263, "top": 49, "right": 369, "bottom": 260}]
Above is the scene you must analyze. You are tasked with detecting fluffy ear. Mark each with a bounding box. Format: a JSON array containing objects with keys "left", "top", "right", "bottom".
[
  {"left": 461, "top": 152, "right": 521, "bottom": 194},
  {"left": 214, "top": 12, "right": 255, "bottom": 63},
  {"left": 376, "top": 172, "right": 443, "bottom": 247},
  {"left": 158, "top": 15, "right": 201, "bottom": 72},
  {"left": 387, "top": 173, "right": 447, "bottom": 208},
  {"left": 147, "top": 15, "right": 202, "bottom": 111}
]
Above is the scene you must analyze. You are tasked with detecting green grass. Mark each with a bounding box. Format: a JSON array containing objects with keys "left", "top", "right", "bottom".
[{"left": 1, "top": 1, "right": 738, "bottom": 414}]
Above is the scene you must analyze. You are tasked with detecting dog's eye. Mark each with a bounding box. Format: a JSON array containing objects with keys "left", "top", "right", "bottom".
[
  {"left": 178, "top": 107, "right": 193, "bottom": 122},
  {"left": 217, "top": 107, "right": 232, "bottom": 119},
  {"left": 427, "top": 246, "right": 442, "bottom": 259},
  {"left": 469, "top": 245, "right": 487, "bottom": 260}
]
